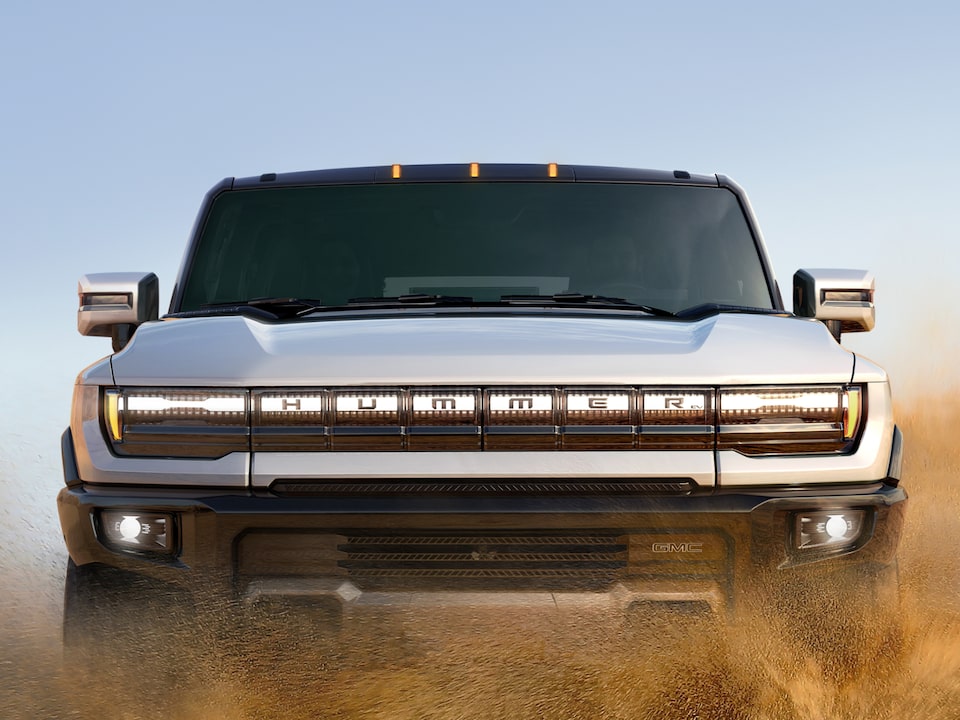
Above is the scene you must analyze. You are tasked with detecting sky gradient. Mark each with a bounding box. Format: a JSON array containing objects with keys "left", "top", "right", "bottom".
[
  {"left": 1, "top": 1, "right": 958, "bottom": 450},
  {"left": 1, "top": 6, "right": 957, "bottom": 714}
]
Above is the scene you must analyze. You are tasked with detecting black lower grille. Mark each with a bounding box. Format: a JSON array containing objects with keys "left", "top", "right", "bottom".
[
  {"left": 271, "top": 480, "right": 694, "bottom": 496},
  {"left": 338, "top": 533, "right": 628, "bottom": 586}
]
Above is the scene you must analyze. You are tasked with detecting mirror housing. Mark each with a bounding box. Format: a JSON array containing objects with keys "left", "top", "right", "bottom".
[
  {"left": 78, "top": 272, "right": 159, "bottom": 351},
  {"left": 793, "top": 268, "right": 875, "bottom": 340}
]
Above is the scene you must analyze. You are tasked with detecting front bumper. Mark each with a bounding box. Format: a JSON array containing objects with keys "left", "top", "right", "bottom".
[{"left": 57, "top": 478, "right": 906, "bottom": 619}]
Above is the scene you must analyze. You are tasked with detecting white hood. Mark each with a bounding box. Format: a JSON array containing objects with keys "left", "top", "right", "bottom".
[{"left": 109, "top": 311, "right": 864, "bottom": 387}]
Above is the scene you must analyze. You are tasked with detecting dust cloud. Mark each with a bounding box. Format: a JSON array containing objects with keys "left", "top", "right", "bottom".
[{"left": 2, "top": 399, "right": 959, "bottom": 720}]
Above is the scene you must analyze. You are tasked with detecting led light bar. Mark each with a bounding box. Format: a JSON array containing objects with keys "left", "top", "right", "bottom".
[
  {"left": 486, "top": 388, "right": 557, "bottom": 449},
  {"left": 719, "top": 388, "right": 840, "bottom": 419},
  {"left": 253, "top": 391, "right": 328, "bottom": 451},
  {"left": 329, "top": 390, "right": 402, "bottom": 450},
  {"left": 99, "top": 385, "right": 865, "bottom": 456},
  {"left": 333, "top": 391, "right": 400, "bottom": 424},
  {"left": 565, "top": 390, "right": 631, "bottom": 424},
  {"left": 406, "top": 389, "right": 481, "bottom": 450},
  {"left": 642, "top": 391, "right": 710, "bottom": 420},
  {"left": 718, "top": 386, "right": 862, "bottom": 456},
  {"left": 561, "top": 389, "right": 636, "bottom": 450},
  {"left": 488, "top": 389, "right": 555, "bottom": 424},
  {"left": 410, "top": 390, "right": 478, "bottom": 425},
  {"left": 103, "top": 388, "right": 248, "bottom": 458},
  {"left": 641, "top": 389, "right": 714, "bottom": 450}
]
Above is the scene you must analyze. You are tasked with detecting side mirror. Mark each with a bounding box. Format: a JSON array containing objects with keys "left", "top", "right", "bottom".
[
  {"left": 793, "top": 268, "right": 875, "bottom": 341},
  {"left": 78, "top": 272, "right": 159, "bottom": 351}
]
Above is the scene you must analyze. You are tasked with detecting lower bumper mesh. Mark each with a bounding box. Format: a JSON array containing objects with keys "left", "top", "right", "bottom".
[{"left": 338, "top": 533, "right": 628, "bottom": 583}]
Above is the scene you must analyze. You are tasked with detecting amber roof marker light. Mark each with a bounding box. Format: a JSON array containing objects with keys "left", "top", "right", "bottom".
[
  {"left": 469, "top": 162, "right": 479, "bottom": 178},
  {"left": 391, "top": 164, "right": 402, "bottom": 179},
  {"left": 548, "top": 163, "right": 558, "bottom": 178}
]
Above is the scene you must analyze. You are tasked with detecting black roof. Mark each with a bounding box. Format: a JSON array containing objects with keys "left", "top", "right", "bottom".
[{"left": 230, "top": 163, "right": 720, "bottom": 189}]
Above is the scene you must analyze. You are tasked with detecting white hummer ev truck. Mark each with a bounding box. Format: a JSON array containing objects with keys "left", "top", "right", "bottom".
[{"left": 59, "top": 163, "right": 904, "bottom": 641}]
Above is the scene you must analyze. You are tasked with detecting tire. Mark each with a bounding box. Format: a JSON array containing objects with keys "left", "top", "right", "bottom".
[
  {"left": 62, "top": 559, "right": 118, "bottom": 651},
  {"left": 61, "top": 558, "right": 204, "bottom": 682},
  {"left": 740, "top": 560, "right": 902, "bottom": 681}
]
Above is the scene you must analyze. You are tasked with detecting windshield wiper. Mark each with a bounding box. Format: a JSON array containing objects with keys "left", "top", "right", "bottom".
[
  {"left": 169, "top": 297, "right": 326, "bottom": 320},
  {"left": 499, "top": 293, "right": 675, "bottom": 316},
  {"left": 345, "top": 294, "right": 475, "bottom": 307},
  {"left": 675, "top": 303, "right": 782, "bottom": 319}
]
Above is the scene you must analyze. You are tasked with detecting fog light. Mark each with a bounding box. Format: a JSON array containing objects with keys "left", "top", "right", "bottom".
[
  {"left": 100, "top": 510, "right": 175, "bottom": 555},
  {"left": 794, "top": 509, "right": 866, "bottom": 551},
  {"left": 118, "top": 515, "right": 143, "bottom": 540},
  {"left": 824, "top": 514, "right": 849, "bottom": 539}
]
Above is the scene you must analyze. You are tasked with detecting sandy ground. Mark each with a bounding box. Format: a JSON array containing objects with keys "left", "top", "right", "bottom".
[{"left": 1, "top": 398, "right": 958, "bottom": 719}]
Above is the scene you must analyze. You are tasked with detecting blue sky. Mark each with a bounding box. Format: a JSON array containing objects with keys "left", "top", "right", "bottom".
[{"left": 1, "top": 0, "right": 958, "bottom": 452}]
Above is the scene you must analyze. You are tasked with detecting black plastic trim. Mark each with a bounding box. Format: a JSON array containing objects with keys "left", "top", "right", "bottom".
[
  {"left": 886, "top": 424, "right": 903, "bottom": 486},
  {"left": 56, "top": 480, "right": 906, "bottom": 595},
  {"left": 62, "top": 481, "right": 905, "bottom": 515},
  {"left": 61, "top": 428, "right": 82, "bottom": 488}
]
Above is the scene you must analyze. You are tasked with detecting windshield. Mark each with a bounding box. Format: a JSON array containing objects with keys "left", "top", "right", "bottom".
[{"left": 178, "top": 182, "right": 775, "bottom": 314}]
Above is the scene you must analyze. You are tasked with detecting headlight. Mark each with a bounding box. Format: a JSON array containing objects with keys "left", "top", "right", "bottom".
[
  {"left": 103, "top": 388, "right": 248, "bottom": 458},
  {"left": 717, "top": 385, "right": 863, "bottom": 456}
]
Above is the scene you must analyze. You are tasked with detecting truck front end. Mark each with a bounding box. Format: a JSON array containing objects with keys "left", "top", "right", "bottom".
[{"left": 60, "top": 164, "right": 904, "bottom": 635}]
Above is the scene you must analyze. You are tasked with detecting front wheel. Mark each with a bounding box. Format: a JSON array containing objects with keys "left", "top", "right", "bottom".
[
  {"left": 62, "top": 558, "right": 206, "bottom": 684},
  {"left": 739, "top": 561, "right": 902, "bottom": 682}
]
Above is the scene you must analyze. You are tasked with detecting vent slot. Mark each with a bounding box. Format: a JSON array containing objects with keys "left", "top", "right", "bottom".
[
  {"left": 338, "top": 533, "right": 628, "bottom": 585},
  {"left": 270, "top": 479, "right": 696, "bottom": 496}
]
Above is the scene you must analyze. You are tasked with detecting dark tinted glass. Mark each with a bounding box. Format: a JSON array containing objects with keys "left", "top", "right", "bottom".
[{"left": 180, "top": 183, "right": 773, "bottom": 313}]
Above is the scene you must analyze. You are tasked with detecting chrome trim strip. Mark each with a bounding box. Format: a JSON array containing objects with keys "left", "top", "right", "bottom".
[{"left": 251, "top": 450, "right": 715, "bottom": 488}]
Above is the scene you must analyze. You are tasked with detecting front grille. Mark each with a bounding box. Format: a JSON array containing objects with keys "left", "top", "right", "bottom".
[
  {"left": 251, "top": 385, "right": 715, "bottom": 451},
  {"left": 338, "top": 533, "right": 628, "bottom": 587},
  {"left": 270, "top": 479, "right": 695, "bottom": 496}
]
